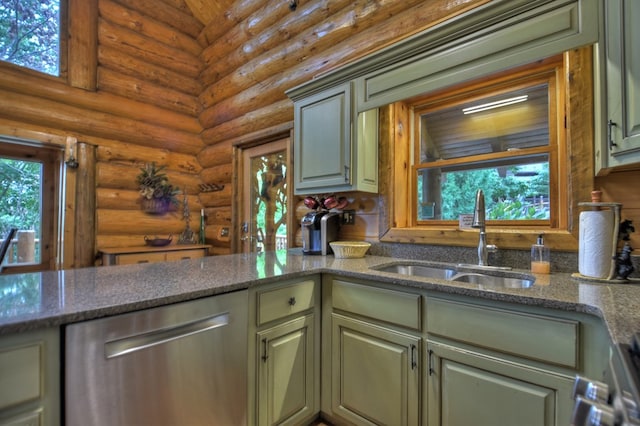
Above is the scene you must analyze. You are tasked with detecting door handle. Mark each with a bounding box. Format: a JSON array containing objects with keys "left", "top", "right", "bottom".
[{"left": 104, "top": 312, "right": 229, "bottom": 359}]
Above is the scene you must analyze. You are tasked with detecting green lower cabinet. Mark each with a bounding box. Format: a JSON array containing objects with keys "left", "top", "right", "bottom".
[
  {"left": 331, "top": 313, "right": 420, "bottom": 426},
  {"left": 0, "top": 328, "right": 60, "bottom": 426},
  {"left": 256, "top": 314, "right": 317, "bottom": 426},
  {"left": 426, "top": 340, "right": 574, "bottom": 426}
]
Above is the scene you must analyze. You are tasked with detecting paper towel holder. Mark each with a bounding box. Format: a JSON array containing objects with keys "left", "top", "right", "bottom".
[{"left": 577, "top": 198, "right": 622, "bottom": 281}]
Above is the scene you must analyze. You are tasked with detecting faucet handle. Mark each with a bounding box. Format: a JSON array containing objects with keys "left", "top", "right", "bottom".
[{"left": 487, "top": 244, "right": 498, "bottom": 253}]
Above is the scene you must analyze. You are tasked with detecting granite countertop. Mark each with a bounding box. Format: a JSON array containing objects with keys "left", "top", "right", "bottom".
[{"left": 1, "top": 250, "right": 640, "bottom": 344}]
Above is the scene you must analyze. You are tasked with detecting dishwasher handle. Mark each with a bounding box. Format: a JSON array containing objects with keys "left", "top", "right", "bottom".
[{"left": 104, "top": 312, "right": 230, "bottom": 359}]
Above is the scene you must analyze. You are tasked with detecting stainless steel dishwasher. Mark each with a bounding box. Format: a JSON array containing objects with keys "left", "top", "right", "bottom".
[{"left": 65, "top": 290, "right": 248, "bottom": 426}]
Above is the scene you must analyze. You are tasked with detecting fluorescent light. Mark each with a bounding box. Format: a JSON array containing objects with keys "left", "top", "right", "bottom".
[{"left": 462, "top": 95, "right": 528, "bottom": 114}]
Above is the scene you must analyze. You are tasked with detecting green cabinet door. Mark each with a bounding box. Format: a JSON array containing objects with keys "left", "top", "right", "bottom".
[
  {"left": 597, "top": 0, "right": 640, "bottom": 171},
  {"left": 291, "top": 83, "right": 378, "bottom": 195},
  {"left": 0, "top": 328, "right": 60, "bottom": 426},
  {"left": 293, "top": 83, "right": 352, "bottom": 194},
  {"left": 331, "top": 313, "right": 420, "bottom": 426},
  {"left": 427, "top": 340, "right": 574, "bottom": 426},
  {"left": 256, "top": 314, "right": 317, "bottom": 426}
]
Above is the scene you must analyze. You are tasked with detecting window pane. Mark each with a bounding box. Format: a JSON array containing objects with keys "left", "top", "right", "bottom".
[
  {"left": 419, "top": 84, "right": 549, "bottom": 162},
  {"left": 0, "top": 0, "right": 61, "bottom": 76},
  {"left": 0, "top": 158, "right": 43, "bottom": 266},
  {"left": 417, "top": 156, "right": 550, "bottom": 221}
]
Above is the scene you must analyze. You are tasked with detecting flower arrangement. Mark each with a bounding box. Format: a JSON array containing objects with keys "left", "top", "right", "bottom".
[
  {"left": 136, "top": 162, "right": 180, "bottom": 214},
  {"left": 303, "top": 194, "right": 349, "bottom": 211}
]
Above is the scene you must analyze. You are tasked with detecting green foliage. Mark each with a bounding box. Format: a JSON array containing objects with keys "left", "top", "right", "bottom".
[
  {"left": 439, "top": 166, "right": 550, "bottom": 220},
  {"left": 0, "top": 159, "right": 41, "bottom": 236},
  {"left": 0, "top": 0, "right": 60, "bottom": 75}
]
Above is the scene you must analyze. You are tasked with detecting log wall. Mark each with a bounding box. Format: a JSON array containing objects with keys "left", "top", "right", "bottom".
[
  {"left": 2, "top": 0, "right": 639, "bottom": 261},
  {"left": 197, "top": 0, "right": 640, "bottom": 251},
  {"left": 197, "top": 0, "right": 493, "bottom": 251},
  {"left": 0, "top": 0, "right": 208, "bottom": 262}
]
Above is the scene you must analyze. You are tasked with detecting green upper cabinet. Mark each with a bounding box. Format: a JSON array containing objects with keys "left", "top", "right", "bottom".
[
  {"left": 595, "top": 0, "right": 640, "bottom": 173},
  {"left": 289, "top": 82, "right": 378, "bottom": 195},
  {"left": 287, "top": 0, "right": 599, "bottom": 193}
]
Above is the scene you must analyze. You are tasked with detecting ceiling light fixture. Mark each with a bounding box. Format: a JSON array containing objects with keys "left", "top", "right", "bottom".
[{"left": 462, "top": 95, "right": 528, "bottom": 114}]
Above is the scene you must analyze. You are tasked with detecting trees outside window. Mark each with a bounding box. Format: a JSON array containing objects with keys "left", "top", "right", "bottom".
[
  {"left": 0, "top": 140, "right": 61, "bottom": 272},
  {"left": 0, "top": 0, "right": 61, "bottom": 76}
]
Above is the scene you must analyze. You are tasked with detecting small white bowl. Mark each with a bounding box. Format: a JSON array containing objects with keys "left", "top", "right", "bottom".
[{"left": 329, "top": 241, "right": 371, "bottom": 259}]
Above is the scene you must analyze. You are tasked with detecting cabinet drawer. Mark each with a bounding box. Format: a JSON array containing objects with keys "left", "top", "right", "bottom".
[
  {"left": 115, "top": 252, "right": 167, "bottom": 265},
  {"left": 257, "top": 279, "right": 317, "bottom": 325},
  {"left": 427, "top": 297, "right": 579, "bottom": 368},
  {"left": 332, "top": 279, "right": 421, "bottom": 331},
  {"left": 165, "top": 249, "right": 205, "bottom": 261},
  {"left": 0, "top": 343, "right": 41, "bottom": 410}
]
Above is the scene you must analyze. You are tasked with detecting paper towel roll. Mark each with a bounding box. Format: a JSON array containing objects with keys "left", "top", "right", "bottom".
[{"left": 579, "top": 210, "right": 615, "bottom": 279}]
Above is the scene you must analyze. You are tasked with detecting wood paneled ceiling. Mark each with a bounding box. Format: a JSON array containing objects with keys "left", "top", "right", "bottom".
[{"left": 184, "top": 0, "right": 235, "bottom": 25}]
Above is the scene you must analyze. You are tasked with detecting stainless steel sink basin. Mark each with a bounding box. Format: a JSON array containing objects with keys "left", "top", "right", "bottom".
[
  {"left": 374, "top": 264, "right": 457, "bottom": 280},
  {"left": 372, "top": 262, "right": 534, "bottom": 288},
  {"left": 450, "top": 272, "right": 534, "bottom": 288}
]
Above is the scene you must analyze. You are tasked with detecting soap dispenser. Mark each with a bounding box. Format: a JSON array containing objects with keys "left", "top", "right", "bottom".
[{"left": 531, "top": 234, "right": 550, "bottom": 274}]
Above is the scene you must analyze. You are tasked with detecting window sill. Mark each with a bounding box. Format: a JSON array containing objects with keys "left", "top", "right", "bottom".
[{"left": 380, "top": 226, "right": 578, "bottom": 251}]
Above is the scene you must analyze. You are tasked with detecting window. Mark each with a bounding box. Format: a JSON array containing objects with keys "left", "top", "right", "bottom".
[
  {"left": 413, "top": 66, "right": 560, "bottom": 227},
  {"left": 0, "top": 139, "right": 62, "bottom": 272},
  {"left": 0, "top": 0, "right": 62, "bottom": 76},
  {"left": 382, "top": 52, "right": 591, "bottom": 250}
]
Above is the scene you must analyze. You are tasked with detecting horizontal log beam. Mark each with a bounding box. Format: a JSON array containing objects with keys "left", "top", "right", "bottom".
[
  {"left": 201, "top": 99, "right": 292, "bottom": 146},
  {"left": 199, "top": 185, "right": 232, "bottom": 208},
  {"left": 112, "top": 0, "right": 203, "bottom": 39},
  {"left": 99, "top": 19, "right": 202, "bottom": 78},
  {"left": 97, "top": 209, "right": 189, "bottom": 234},
  {"left": 98, "top": 68, "right": 201, "bottom": 116},
  {"left": 0, "top": 65, "right": 201, "bottom": 135},
  {"left": 199, "top": 1, "right": 291, "bottom": 83},
  {"left": 100, "top": 0, "right": 203, "bottom": 56},
  {"left": 99, "top": 46, "right": 202, "bottom": 96},
  {"left": 197, "top": 139, "right": 233, "bottom": 168},
  {"left": 97, "top": 144, "right": 202, "bottom": 174},
  {"left": 201, "top": 163, "right": 232, "bottom": 185},
  {"left": 0, "top": 89, "right": 203, "bottom": 155},
  {"left": 96, "top": 162, "right": 202, "bottom": 193},
  {"left": 97, "top": 187, "right": 201, "bottom": 211},
  {"left": 197, "top": 0, "right": 263, "bottom": 45}
]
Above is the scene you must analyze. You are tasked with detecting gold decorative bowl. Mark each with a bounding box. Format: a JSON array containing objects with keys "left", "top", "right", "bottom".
[{"left": 329, "top": 241, "right": 371, "bottom": 259}]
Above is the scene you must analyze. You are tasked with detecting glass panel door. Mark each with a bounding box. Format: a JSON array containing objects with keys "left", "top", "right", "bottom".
[{"left": 242, "top": 139, "right": 288, "bottom": 253}]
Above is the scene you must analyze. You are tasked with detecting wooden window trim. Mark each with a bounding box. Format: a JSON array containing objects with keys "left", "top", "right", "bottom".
[
  {"left": 0, "top": 140, "right": 63, "bottom": 273},
  {"left": 0, "top": 0, "right": 97, "bottom": 90},
  {"left": 379, "top": 49, "right": 594, "bottom": 251}
]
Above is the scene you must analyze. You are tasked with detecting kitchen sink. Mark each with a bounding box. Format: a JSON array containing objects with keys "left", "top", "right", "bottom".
[
  {"left": 374, "top": 264, "right": 457, "bottom": 280},
  {"left": 371, "top": 262, "right": 535, "bottom": 288},
  {"left": 449, "top": 272, "right": 534, "bottom": 288}
]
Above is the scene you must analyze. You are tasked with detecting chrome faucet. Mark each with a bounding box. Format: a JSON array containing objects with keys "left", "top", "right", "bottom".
[{"left": 471, "top": 189, "right": 497, "bottom": 266}]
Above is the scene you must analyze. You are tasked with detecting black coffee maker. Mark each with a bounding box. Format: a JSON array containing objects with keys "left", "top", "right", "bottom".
[{"left": 301, "top": 211, "right": 340, "bottom": 255}]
